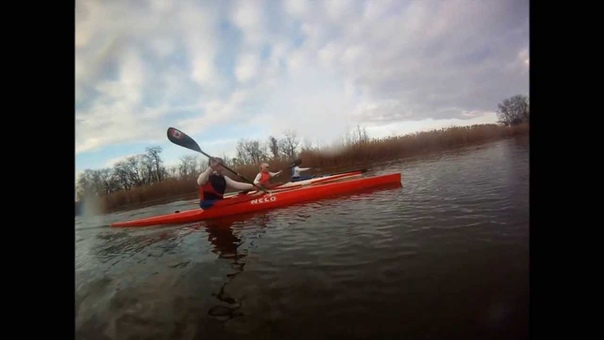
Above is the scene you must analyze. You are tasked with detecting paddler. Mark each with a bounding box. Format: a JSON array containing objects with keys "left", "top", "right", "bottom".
[
  {"left": 197, "top": 157, "right": 255, "bottom": 209},
  {"left": 253, "top": 162, "right": 282, "bottom": 190},
  {"left": 290, "top": 164, "right": 313, "bottom": 182}
]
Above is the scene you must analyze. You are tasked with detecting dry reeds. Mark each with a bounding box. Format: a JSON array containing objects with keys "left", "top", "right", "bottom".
[
  {"left": 99, "top": 123, "right": 528, "bottom": 213},
  {"left": 300, "top": 123, "right": 528, "bottom": 168}
]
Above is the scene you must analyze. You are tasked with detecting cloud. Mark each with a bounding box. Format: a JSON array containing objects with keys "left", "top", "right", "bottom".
[
  {"left": 365, "top": 112, "right": 500, "bottom": 140},
  {"left": 231, "top": 0, "right": 265, "bottom": 46},
  {"left": 104, "top": 153, "right": 138, "bottom": 168},
  {"left": 76, "top": 0, "right": 529, "bottom": 173},
  {"left": 235, "top": 52, "right": 261, "bottom": 83}
]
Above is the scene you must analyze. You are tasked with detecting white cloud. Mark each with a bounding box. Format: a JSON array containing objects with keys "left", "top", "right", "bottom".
[
  {"left": 104, "top": 154, "right": 138, "bottom": 168},
  {"left": 232, "top": 0, "right": 264, "bottom": 32},
  {"left": 75, "top": 0, "right": 529, "bottom": 173},
  {"left": 149, "top": 36, "right": 177, "bottom": 59},
  {"left": 365, "top": 112, "right": 500, "bottom": 140},
  {"left": 283, "top": 0, "right": 309, "bottom": 18},
  {"left": 518, "top": 47, "right": 529, "bottom": 66},
  {"left": 362, "top": 0, "right": 396, "bottom": 22},
  {"left": 323, "top": 0, "right": 359, "bottom": 23},
  {"left": 235, "top": 53, "right": 261, "bottom": 83},
  {"left": 178, "top": 4, "right": 221, "bottom": 86},
  {"left": 173, "top": 90, "right": 250, "bottom": 135}
]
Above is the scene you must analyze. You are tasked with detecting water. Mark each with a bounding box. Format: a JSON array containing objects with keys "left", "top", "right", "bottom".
[{"left": 75, "top": 136, "right": 529, "bottom": 339}]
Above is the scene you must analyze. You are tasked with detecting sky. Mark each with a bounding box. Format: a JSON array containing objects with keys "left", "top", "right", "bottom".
[{"left": 75, "top": 0, "right": 529, "bottom": 177}]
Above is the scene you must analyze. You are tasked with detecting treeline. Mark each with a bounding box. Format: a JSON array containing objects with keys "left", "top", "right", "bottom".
[
  {"left": 76, "top": 94, "right": 529, "bottom": 214},
  {"left": 75, "top": 129, "right": 325, "bottom": 204}
]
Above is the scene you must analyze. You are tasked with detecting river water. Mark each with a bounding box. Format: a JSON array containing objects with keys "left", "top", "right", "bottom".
[{"left": 75, "top": 136, "right": 529, "bottom": 339}]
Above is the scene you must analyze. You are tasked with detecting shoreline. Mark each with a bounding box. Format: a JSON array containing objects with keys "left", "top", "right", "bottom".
[{"left": 76, "top": 124, "right": 529, "bottom": 216}]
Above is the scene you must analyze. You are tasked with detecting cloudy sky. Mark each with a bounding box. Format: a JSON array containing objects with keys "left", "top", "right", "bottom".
[{"left": 75, "top": 0, "right": 529, "bottom": 176}]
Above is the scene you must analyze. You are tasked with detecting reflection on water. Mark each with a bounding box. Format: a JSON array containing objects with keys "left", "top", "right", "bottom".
[
  {"left": 204, "top": 215, "right": 271, "bottom": 323},
  {"left": 75, "top": 137, "right": 529, "bottom": 338}
]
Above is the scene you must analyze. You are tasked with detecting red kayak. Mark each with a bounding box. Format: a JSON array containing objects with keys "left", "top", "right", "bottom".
[
  {"left": 111, "top": 172, "right": 402, "bottom": 228},
  {"left": 222, "top": 168, "right": 367, "bottom": 198}
]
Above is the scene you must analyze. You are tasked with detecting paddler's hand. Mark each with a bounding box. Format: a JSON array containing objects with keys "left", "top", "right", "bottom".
[
  {"left": 209, "top": 158, "right": 223, "bottom": 170},
  {"left": 276, "top": 170, "right": 282, "bottom": 176}
]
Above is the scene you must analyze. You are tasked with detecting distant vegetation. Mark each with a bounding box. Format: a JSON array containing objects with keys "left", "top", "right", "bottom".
[
  {"left": 496, "top": 94, "right": 529, "bottom": 126},
  {"left": 76, "top": 95, "right": 529, "bottom": 215}
]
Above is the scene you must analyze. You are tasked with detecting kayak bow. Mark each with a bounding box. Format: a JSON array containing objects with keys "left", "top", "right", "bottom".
[{"left": 111, "top": 172, "right": 402, "bottom": 228}]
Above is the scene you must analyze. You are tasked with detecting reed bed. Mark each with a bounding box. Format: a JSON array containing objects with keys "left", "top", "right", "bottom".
[{"left": 98, "top": 123, "right": 528, "bottom": 213}]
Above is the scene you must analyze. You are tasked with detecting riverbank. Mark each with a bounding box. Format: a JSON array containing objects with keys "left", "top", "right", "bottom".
[{"left": 82, "top": 123, "right": 528, "bottom": 215}]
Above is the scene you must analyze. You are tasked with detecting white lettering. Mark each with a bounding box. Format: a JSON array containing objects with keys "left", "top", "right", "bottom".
[{"left": 251, "top": 196, "right": 277, "bottom": 204}]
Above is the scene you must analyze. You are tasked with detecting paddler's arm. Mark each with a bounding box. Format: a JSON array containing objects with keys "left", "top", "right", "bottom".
[
  {"left": 269, "top": 170, "right": 282, "bottom": 177},
  {"left": 298, "top": 167, "right": 312, "bottom": 172},
  {"left": 225, "top": 176, "right": 255, "bottom": 191},
  {"left": 196, "top": 167, "right": 214, "bottom": 186},
  {"left": 253, "top": 173, "right": 262, "bottom": 185}
]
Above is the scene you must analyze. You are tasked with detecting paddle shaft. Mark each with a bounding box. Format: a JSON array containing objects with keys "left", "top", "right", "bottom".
[
  {"left": 167, "top": 127, "right": 304, "bottom": 194},
  {"left": 205, "top": 152, "right": 261, "bottom": 190},
  {"left": 217, "top": 158, "right": 301, "bottom": 192},
  {"left": 167, "top": 127, "right": 269, "bottom": 193}
]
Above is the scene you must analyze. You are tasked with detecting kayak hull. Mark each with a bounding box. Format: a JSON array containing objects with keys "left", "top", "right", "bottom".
[
  {"left": 275, "top": 169, "right": 366, "bottom": 188},
  {"left": 223, "top": 169, "right": 366, "bottom": 198},
  {"left": 111, "top": 172, "right": 402, "bottom": 228}
]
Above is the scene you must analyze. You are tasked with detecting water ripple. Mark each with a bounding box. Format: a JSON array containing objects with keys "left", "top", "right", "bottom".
[{"left": 76, "top": 137, "right": 529, "bottom": 339}]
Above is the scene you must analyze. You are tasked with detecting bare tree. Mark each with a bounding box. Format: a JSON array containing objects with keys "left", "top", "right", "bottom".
[
  {"left": 145, "top": 146, "right": 165, "bottom": 183},
  {"left": 75, "top": 167, "right": 121, "bottom": 200},
  {"left": 112, "top": 161, "right": 132, "bottom": 191},
  {"left": 141, "top": 154, "right": 155, "bottom": 185},
  {"left": 76, "top": 169, "right": 97, "bottom": 200},
  {"left": 268, "top": 136, "right": 280, "bottom": 160},
  {"left": 98, "top": 168, "right": 118, "bottom": 195},
  {"left": 300, "top": 137, "right": 317, "bottom": 153},
  {"left": 167, "top": 165, "right": 179, "bottom": 178},
  {"left": 496, "top": 94, "right": 529, "bottom": 126},
  {"left": 279, "top": 129, "right": 299, "bottom": 159},
  {"left": 236, "top": 138, "right": 267, "bottom": 165},
  {"left": 112, "top": 155, "right": 145, "bottom": 189},
  {"left": 128, "top": 155, "right": 146, "bottom": 187},
  {"left": 230, "top": 157, "right": 244, "bottom": 167},
  {"left": 236, "top": 139, "right": 251, "bottom": 164},
  {"left": 178, "top": 155, "right": 199, "bottom": 178}
]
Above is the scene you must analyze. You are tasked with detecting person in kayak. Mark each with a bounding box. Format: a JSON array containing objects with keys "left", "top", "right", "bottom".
[
  {"left": 253, "top": 162, "right": 282, "bottom": 189},
  {"left": 197, "top": 157, "right": 255, "bottom": 209},
  {"left": 291, "top": 164, "right": 314, "bottom": 182}
]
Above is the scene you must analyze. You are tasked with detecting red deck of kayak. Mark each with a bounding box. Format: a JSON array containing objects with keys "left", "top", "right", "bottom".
[
  {"left": 222, "top": 169, "right": 365, "bottom": 198},
  {"left": 110, "top": 172, "right": 402, "bottom": 228}
]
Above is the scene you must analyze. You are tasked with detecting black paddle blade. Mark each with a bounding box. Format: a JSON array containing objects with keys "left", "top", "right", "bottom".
[
  {"left": 166, "top": 127, "right": 266, "bottom": 192},
  {"left": 167, "top": 127, "right": 203, "bottom": 154}
]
